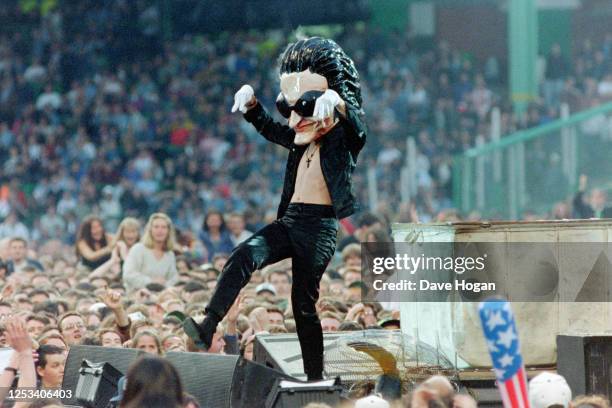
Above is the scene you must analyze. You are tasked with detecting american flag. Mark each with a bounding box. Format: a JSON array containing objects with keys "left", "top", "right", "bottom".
[{"left": 478, "top": 299, "right": 530, "bottom": 408}]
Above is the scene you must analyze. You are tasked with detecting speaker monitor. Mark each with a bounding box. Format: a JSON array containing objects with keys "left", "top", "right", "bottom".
[
  {"left": 254, "top": 332, "right": 351, "bottom": 381},
  {"left": 62, "top": 346, "right": 293, "bottom": 408},
  {"left": 255, "top": 331, "right": 415, "bottom": 382},
  {"left": 557, "top": 334, "right": 612, "bottom": 398}
]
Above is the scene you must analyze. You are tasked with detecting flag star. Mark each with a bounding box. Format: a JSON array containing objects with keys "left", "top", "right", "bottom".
[
  {"left": 486, "top": 310, "right": 506, "bottom": 331},
  {"left": 487, "top": 339, "right": 500, "bottom": 353},
  {"left": 499, "top": 353, "right": 514, "bottom": 367},
  {"left": 497, "top": 326, "right": 517, "bottom": 349}
]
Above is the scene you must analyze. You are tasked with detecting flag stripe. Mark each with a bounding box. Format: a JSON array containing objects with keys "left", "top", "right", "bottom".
[
  {"left": 505, "top": 378, "right": 519, "bottom": 408},
  {"left": 517, "top": 367, "right": 529, "bottom": 407},
  {"left": 513, "top": 375, "right": 526, "bottom": 408},
  {"left": 498, "top": 383, "right": 513, "bottom": 408}
]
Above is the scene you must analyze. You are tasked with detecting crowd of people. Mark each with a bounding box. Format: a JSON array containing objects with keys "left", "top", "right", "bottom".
[
  {"left": 0, "top": 209, "right": 398, "bottom": 407},
  {"left": 0, "top": 209, "right": 610, "bottom": 407},
  {"left": 0, "top": 2, "right": 611, "bottom": 247}
]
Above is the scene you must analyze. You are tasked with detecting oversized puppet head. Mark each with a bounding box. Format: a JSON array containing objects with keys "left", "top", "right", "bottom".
[{"left": 277, "top": 37, "right": 362, "bottom": 145}]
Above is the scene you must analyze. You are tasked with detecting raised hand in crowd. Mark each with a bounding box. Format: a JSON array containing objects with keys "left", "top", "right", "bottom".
[
  {"left": 99, "top": 289, "right": 130, "bottom": 338},
  {"left": 0, "top": 316, "right": 36, "bottom": 404},
  {"left": 6, "top": 316, "right": 33, "bottom": 353},
  {"left": 100, "top": 288, "right": 124, "bottom": 311},
  {"left": 346, "top": 303, "right": 366, "bottom": 322}
]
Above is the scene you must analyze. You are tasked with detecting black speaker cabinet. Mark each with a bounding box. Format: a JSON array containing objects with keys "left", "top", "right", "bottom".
[
  {"left": 63, "top": 346, "right": 294, "bottom": 408},
  {"left": 166, "top": 351, "right": 240, "bottom": 407},
  {"left": 557, "top": 334, "right": 612, "bottom": 397}
]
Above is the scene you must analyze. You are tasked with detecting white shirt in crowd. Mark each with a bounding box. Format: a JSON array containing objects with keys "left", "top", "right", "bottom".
[
  {"left": 122, "top": 242, "right": 178, "bottom": 292},
  {"left": 0, "top": 220, "right": 30, "bottom": 241}
]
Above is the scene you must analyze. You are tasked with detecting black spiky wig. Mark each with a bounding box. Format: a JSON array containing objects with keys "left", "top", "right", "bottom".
[{"left": 278, "top": 37, "right": 362, "bottom": 111}]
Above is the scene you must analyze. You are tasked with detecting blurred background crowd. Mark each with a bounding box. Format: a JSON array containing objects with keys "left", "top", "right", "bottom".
[{"left": 0, "top": 0, "right": 611, "bottom": 246}]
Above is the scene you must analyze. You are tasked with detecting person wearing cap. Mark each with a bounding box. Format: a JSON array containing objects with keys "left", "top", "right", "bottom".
[
  {"left": 529, "top": 372, "right": 572, "bottom": 408},
  {"left": 378, "top": 318, "right": 400, "bottom": 330},
  {"left": 255, "top": 282, "right": 277, "bottom": 300}
]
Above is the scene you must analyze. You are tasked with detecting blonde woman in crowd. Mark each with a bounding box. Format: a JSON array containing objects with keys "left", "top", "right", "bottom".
[
  {"left": 122, "top": 213, "right": 178, "bottom": 292},
  {"left": 113, "top": 217, "right": 141, "bottom": 259},
  {"left": 91, "top": 217, "right": 141, "bottom": 279}
]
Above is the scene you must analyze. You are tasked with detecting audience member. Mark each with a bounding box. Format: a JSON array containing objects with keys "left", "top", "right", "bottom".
[
  {"left": 120, "top": 356, "right": 184, "bottom": 408},
  {"left": 123, "top": 213, "right": 178, "bottom": 292},
  {"left": 75, "top": 216, "right": 113, "bottom": 271}
]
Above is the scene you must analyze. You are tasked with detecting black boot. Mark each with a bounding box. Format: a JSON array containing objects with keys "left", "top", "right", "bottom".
[{"left": 183, "top": 314, "right": 218, "bottom": 351}]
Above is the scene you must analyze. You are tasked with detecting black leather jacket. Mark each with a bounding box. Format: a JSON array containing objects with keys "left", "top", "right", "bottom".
[{"left": 244, "top": 102, "right": 367, "bottom": 220}]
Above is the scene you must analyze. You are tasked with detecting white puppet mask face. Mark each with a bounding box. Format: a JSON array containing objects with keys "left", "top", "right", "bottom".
[{"left": 278, "top": 70, "right": 336, "bottom": 145}]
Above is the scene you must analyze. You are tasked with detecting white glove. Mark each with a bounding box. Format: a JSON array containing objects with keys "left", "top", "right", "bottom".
[
  {"left": 231, "top": 84, "right": 255, "bottom": 114},
  {"left": 312, "top": 89, "right": 341, "bottom": 121}
]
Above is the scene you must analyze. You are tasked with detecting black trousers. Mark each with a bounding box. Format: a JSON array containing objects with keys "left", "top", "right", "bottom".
[{"left": 206, "top": 203, "right": 338, "bottom": 379}]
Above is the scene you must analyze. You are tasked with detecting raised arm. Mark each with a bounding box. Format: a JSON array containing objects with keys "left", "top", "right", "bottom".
[
  {"left": 3, "top": 317, "right": 36, "bottom": 407},
  {"left": 231, "top": 84, "right": 294, "bottom": 149},
  {"left": 99, "top": 289, "right": 131, "bottom": 341},
  {"left": 90, "top": 245, "right": 122, "bottom": 279},
  {"left": 77, "top": 240, "right": 112, "bottom": 262}
]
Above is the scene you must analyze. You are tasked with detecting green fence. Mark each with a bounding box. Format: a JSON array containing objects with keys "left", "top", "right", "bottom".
[{"left": 453, "top": 102, "right": 612, "bottom": 219}]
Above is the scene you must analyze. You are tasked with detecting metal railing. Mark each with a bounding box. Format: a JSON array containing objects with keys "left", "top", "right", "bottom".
[{"left": 452, "top": 102, "right": 612, "bottom": 219}]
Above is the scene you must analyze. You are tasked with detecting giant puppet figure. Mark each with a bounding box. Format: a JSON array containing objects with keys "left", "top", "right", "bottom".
[{"left": 184, "top": 37, "right": 367, "bottom": 381}]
